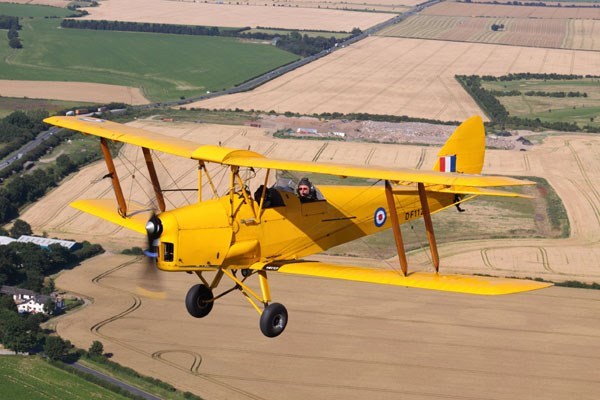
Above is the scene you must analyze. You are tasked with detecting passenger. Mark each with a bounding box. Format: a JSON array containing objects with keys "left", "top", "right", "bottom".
[{"left": 297, "top": 177, "right": 317, "bottom": 203}]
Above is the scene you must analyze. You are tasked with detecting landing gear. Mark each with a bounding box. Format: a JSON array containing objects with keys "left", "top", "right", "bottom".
[
  {"left": 259, "top": 303, "right": 288, "bottom": 338},
  {"left": 185, "top": 284, "right": 214, "bottom": 318},
  {"left": 188, "top": 269, "right": 288, "bottom": 337}
]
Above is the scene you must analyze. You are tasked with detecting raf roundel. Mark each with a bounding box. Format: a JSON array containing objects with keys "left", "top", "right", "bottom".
[{"left": 374, "top": 207, "right": 387, "bottom": 227}]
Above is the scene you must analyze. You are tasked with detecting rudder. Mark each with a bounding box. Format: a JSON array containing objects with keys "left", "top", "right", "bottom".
[{"left": 432, "top": 116, "right": 485, "bottom": 174}]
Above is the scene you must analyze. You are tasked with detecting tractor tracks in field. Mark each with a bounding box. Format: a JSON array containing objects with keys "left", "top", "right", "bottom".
[
  {"left": 87, "top": 257, "right": 268, "bottom": 400},
  {"left": 312, "top": 142, "right": 329, "bottom": 162},
  {"left": 565, "top": 140, "right": 600, "bottom": 226},
  {"left": 481, "top": 246, "right": 553, "bottom": 273},
  {"left": 415, "top": 148, "right": 426, "bottom": 169}
]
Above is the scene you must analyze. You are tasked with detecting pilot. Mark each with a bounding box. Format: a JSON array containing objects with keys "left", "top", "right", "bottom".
[{"left": 297, "top": 177, "right": 317, "bottom": 202}]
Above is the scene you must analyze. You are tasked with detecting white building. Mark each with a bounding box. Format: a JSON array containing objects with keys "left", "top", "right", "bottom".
[
  {"left": 16, "top": 235, "right": 78, "bottom": 250},
  {"left": 0, "top": 286, "right": 63, "bottom": 315}
]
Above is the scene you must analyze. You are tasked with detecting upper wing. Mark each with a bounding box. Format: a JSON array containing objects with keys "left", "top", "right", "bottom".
[
  {"left": 251, "top": 260, "right": 552, "bottom": 295},
  {"left": 44, "top": 116, "right": 531, "bottom": 188}
]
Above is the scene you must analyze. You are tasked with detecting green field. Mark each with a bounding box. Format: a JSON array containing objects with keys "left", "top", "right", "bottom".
[
  {"left": 482, "top": 78, "right": 600, "bottom": 128},
  {"left": 0, "top": 355, "right": 131, "bottom": 400},
  {"left": 247, "top": 28, "right": 350, "bottom": 39},
  {"left": 0, "top": 10, "right": 299, "bottom": 102},
  {"left": 0, "top": 3, "right": 72, "bottom": 18}
]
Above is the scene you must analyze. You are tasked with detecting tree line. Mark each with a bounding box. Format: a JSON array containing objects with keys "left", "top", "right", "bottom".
[
  {"left": 0, "top": 220, "right": 104, "bottom": 292},
  {"left": 1, "top": 15, "right": 22, "bottom": 49},
  {"left": 488, "top": 90, "right": 588, "bottom": 98},
  {"left": 0, "top": 110, "right": 112, "bottom": 224},
  {"left": 480, "top": 73, "right": 598, "bottom": 81},
  {"left": 59, "top": 19, "right": 358, "bottom": 57},
  {"left": 0, "top": 110, "right": 50, "bottom": 161}
]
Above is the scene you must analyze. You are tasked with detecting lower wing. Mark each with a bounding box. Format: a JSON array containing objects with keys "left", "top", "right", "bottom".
[{"left": 251, "top": 260, "right": 551, "bottom": 295}]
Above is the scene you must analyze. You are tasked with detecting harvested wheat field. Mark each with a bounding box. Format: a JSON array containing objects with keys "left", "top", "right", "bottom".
[
  {"left": 80, "top": 0, "right": 395, "bottom": 31},
  {"left": 51, "top": 253, "right": 600, "bottom": 400},
  {"left": 191, "top": 36, "right": 600, "bottom": 121},
  {"left": 0, "top": 80, "right": 149, "bottom": 105},
  {"left": 424, "top": 1, "right": 600, "bottom": 19},
  {"left": 188, "top": 0, "right": 414, "bottom": 13},
  {"left": 380, "top": 15, "right": 600, "bottom": 51},
  {"left": 28, "top": 119, "right": 600, "bottom": 399}
]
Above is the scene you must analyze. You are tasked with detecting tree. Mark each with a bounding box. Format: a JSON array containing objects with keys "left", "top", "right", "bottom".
[
  {"left": 44, "top": 335, "right": 71, "bottom": 361},
  {"left": 2, "top": 317, "right": 38, "bottom": 354},
  {"left": 0, "top": 294, "right": 17, "bottom": 312},
  {"left": 0, "top": 195, "right": 18, "bottom": 224},
  {"left": 55, "top": 154, "right": 76, "bottom": 177},
  {"left": 88, "top": 340, "right": 104, "bottom": 357},
  {"left": 8, "top": 37, "right": 22, "bottom": 49},
  {"left": 10, "top": 219, "right": 32, "bottom": 238},
  {"left": 41, "top": 277, "right": 56, "bottom": 295}
]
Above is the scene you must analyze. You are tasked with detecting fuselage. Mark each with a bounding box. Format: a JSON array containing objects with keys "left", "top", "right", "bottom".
[{"left": 155, "top": 185, "right": 455, "bottom": 271}]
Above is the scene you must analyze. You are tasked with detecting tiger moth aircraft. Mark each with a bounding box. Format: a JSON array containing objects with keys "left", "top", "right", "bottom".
[{"left": 44, "top": 115, "right": 552, "bottom": 337}]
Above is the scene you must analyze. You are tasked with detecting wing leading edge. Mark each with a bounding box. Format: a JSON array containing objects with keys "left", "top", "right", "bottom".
[
  {"left": 44, "top": 116, "right": 532, "bottom": 189},
  {"left": 252, "top": 260, "right": 552, "bottom": 295}
]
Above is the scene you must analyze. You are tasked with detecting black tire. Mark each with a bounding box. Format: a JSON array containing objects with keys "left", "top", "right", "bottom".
[
  {"left": 259, "top": 303, "right": 288, "bottom": 338},
  {"left": 185, "top": 284, "right": 214, "bottom": 318},
  {"left": 241, "top": 269, "right": 251, "bottom": 278}
]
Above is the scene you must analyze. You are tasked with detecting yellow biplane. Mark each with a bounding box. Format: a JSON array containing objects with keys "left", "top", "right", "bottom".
[{"left": 44, "top": 115, "right": 551, "bottom": 337}]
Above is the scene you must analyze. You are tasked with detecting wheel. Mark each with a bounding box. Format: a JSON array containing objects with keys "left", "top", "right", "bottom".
[
  {"left": 259, "top": 303, "right": 288, "bottom": 338},
  {"left": 241, "top": 269, "right": 251, "bottom": 278},
  {"left": 185, "top": 284, "right": 214, "bottom": 318}
]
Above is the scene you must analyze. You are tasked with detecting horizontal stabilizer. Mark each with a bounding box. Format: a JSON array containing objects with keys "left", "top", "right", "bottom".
[
  {"left": 428, "top": 185, "right": 533, "bottom": 198},
  {"left": 253, "top": 260, "right": 551, "bottom": 295},
  {"left": 70, "top": 199, "right": 151, "bottom": 235}
]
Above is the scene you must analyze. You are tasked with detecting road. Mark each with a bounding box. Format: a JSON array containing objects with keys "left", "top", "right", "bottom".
[
  {"left": 0, "top": 126, "right": 59, "bottom": 172},
  {"left": 70, "top": 361, "right": 163, "bottom": 400}
]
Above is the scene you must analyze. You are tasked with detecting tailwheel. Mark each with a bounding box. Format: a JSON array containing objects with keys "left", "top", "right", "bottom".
[
  {"left": 185, "top": 284, "right": 214, "bottom": 318},
  {"left": 259, "top": 303, "right": 288, "bottom": 338}
]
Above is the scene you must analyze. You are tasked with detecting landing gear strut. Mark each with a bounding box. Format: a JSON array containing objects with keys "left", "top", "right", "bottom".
[{"left": 188, "top": 269, "right": 288, "bottom": 337}]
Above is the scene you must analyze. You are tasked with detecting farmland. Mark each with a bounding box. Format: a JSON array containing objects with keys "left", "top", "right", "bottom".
[
  {"left": 0, "top": 16, "right": 299, "bottom": 102},
  {"left": 423, "top": 1, "right": 600, "bottom": 19},
  {"left": 193, "top": 36, "right": 600, "bottom": 121},
  {"left": 78, "top": 0, "right": 395, "bottom": 31},
  {"left": 0, "top": 356, "right": 131, "bottom": 400},
  {"left": 481, "top": 77, "right": 600, "bottom": 128},
  {"left": 380, "top": 15, "right": 600, "bottom": 51}
]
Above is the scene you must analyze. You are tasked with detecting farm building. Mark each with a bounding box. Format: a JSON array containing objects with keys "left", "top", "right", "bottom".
[
  {"left": 16, "top": 235, "right": 79, "bottom": 250},
  {"left": 296, "top": 128, "right": 319, "bottom": 135},
  {"left": 0, "top": 236, "right": 16, "bottom": 245},
  {"left": 0, "top": 285, "right": 63, "bottom": 314}
]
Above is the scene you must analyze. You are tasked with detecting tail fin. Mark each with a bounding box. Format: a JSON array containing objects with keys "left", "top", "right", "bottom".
[{"left": 433, "top": 116, "right": 485, "bottom": 174}]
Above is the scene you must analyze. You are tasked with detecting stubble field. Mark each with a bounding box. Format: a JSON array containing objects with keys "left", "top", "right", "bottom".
[
  {"left": 192, "top": 36, "right": 600, "bottom": 120},
  {"left": 380, "top": 15, "right": 600, "bottom": 51},
  {"left": 79, "top": 0, "right": 395, "bottom": 31}
]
